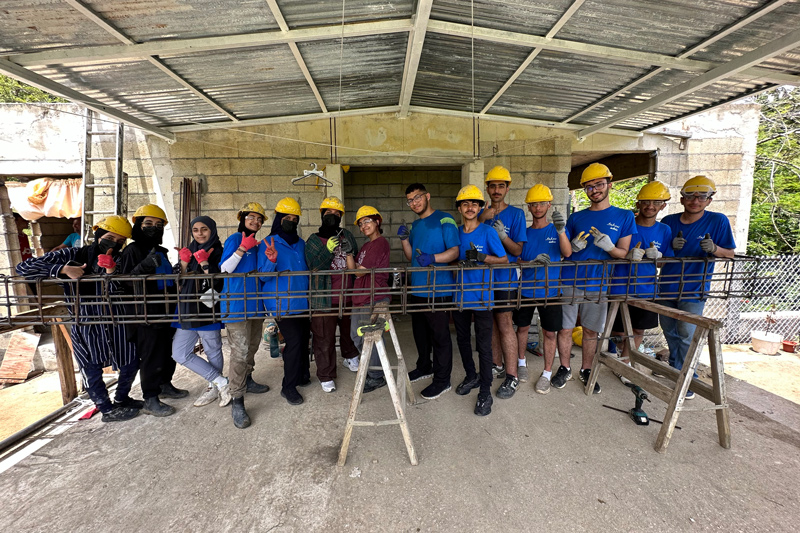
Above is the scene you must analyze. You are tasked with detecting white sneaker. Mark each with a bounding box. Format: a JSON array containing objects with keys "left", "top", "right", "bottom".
[
  {"left": 193, "top": 385, "right": 219, "bottom": 407},
  {"left": 344, "top": 357, "right": 359, "bottom": 372},
  {"left": 218, "top": 383, "right": 232, "bottom": 407},
  {"left": 321, "top": 380, "right": 336, "bottom": 393}
]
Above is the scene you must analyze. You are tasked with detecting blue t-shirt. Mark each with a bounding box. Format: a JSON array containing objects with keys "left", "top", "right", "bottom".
[
  {"left": 609, "top": 221, "right": 673, "bottom": 298},
  {"left": 455, "top": 224, "right": 507, "bottom": 309},
  {"left": 63, "top": 233, "right": 81, "bottom": 248},
  {"left": 659, "top": 211, "right": 736, "bottom": 301},
  {"left": 562, "top": 206, "right": 637, "bottom": 291},
  {"left": 482, "top": 205, "right": 527, "bottom": 288},
  {"left": 408, "top": 210, "right": 460, "bottom": 298},
  {"left": 518, "top": 224, "right": 562, "bottom": 299}
]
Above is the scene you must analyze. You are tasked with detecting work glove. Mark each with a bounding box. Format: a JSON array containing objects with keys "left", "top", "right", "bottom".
[
  {"left": 492, "top": 220, "right": 508, "bottom": 241},
  {"left": 533, "top": 253, "right": 551, "bottom": 265},
  {"left": 672, "top": 230, "right": 686, "bottom": 251},
  {"left": 571, "top": 231, "right": 588, "bottom": 253},
  {"left": 416, "top": 249, "right": 435, "bottom": 267},
  {"left": 193, "top": 247, "right": 214, "bottom": 264},
  {"left": 645, "top": 242, "right": 662, "bottom": 260},
  {"left": 263, "top": 238, "right": 278, "bottom": 263},
  {"left": 551, "top": 208, "right": 566, "bottom": 234},
  {"left": 626, "top": 242, "right": 645, "bottom": 261},
  {"left": 590, "top": 226, "right": 615, "bottom": 253},
  {"left": 397, "top": 222, "right": 410, "bottom": 241},
  {"left": 326, "top": 237, "right": 339, "bottom": 252},
  {"left": 97, "top": 250, "right": 116, "bottom": 270},
  {"left": 465, "top": 242, "right": 487, "bottom": 263},
  {"left": 132, "top": 248, "right": 162, "bottom": 274},
  {"left": 700, "top": 233, "right": 717, "bottom": 254},
  {"left": 340, "top": 237, "right": 354, "bottom": 255},
  {"left": 240, "top": 232, "right": 258, "bottom": 252},
  {"left": 178, "top": 247, "right": 192, "bottom": 263}
]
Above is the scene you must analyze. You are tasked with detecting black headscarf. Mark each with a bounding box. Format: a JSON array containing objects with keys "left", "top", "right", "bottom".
[
  {"left": 187, "top": 216, "right": 221, "bottom": 272},
  {"left": 237, "top": 212, "right": 261, "bottom": 237},
  {"left": 76, "top": 228, "right": 119, "bottom": 275},
  {"left": 131, "top": 218, "right": 163, "bottom": 248},
  {"left": 317, "top": 211, "right": 341, "bottom": 239},
  {"left": 269, "top": 212, "right": 300, "bottom": 245}
]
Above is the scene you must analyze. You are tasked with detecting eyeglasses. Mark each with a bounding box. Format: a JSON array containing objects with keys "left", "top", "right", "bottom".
[
  {"left": 244, "top": 215, "right": 263, "bottom": 222},
  {"left": 406, "top": 193, "right": 426, "bottom": 206},
  {"left": 358, "top": 218, "right": 375, "bottom": 227},
  {"left": 583, "top": 181, "right": 608, "bottom": 193},
  {"left": 527, "top": 202, "right": 549, "bottom": 208},
  {"left": 681, "top": 193, "right": 711, "bottom": 201},
  {"left": 638, "top": 200, "right": 665, "bottom": 207}
]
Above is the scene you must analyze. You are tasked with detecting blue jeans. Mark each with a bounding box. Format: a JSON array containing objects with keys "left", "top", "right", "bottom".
[
  {"left": 80, "top": 360, "right": 139, "bottom": 413},
  {"left": 659, "top": 300, "right": 706, "bottom": 376},
  {"left": 172, "top": 328, "right": 224, "bottom": 382}
]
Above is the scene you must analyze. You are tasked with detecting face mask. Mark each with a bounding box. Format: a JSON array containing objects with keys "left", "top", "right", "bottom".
[
  {"left": 142, "top": 226, "right": 164, "bottom": 239},
  {"left": 322, "top": 214, "right": 340, "bottom": 227},
  {"left": 97, "top": 239, "right": 123, "bottom": 255},
  {"left": 281, "top": 219, "right": 298, "bottom": 233}
]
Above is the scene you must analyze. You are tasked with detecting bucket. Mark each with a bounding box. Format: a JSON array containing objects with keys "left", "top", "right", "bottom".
[
  {"left": 751, "top": 331, "right": 782, "bottom": 355},
  {"left": 782, "top": 340, "right": 798, "bottom": 353}
]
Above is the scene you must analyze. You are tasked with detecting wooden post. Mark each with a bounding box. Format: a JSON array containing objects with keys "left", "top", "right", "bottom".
[
  {"left": 707, "top": 328, "right": 731, "bottom": 449},
  {"left": 51, "top": 322, "right": 77, "bottom": 405}
]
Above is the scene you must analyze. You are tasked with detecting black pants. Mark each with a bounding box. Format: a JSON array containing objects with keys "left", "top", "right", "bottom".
[
  {"left": 136, "top": 325, "right": 177, "bottom": 399},
  {"left": 277, "top": 316, "right": 311, "bottom": 392},
  {"left": 409, "top": 295, "right": 453, "bottom": 386},
  {"left": 81, "top": 360, "right": 139, "bottom": 413},
  {"left": 452, "top": 309, "right": 493, "bottom": 395}
]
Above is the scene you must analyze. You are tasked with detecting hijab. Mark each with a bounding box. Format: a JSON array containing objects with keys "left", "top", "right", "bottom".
[
  {"left": 187, "top": 216, "right": 221, "bottom": 272},
  {"left": 269, "top": 212, "right": 300, "bottom": 245},
  {"left": 317, "top": 211, "right": 341, "bottom": 239}
]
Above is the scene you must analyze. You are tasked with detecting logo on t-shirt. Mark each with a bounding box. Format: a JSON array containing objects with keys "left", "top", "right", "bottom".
[
  {"left": 607, "top": 222, "right": 620, "bottom": 233},
  {"left": 546, "top": 237, "right": 557, "bottom": 244}
]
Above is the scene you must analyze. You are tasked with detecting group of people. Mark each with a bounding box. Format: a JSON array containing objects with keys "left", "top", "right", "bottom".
[{"left": 15, "top": 163, "right": 735, "bottom": 426}]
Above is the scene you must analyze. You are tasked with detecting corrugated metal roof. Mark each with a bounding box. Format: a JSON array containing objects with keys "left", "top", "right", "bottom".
[{"left": 2, "top": 0, "right": 800, "bottom": 137}]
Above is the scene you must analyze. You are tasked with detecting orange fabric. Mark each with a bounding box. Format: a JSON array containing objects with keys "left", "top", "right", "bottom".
[{"left": 8, "top": 178, "right": 82, "bottom": 220}]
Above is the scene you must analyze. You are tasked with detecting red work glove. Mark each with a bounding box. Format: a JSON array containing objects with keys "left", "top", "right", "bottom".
[
  {"left": 240, "top": 232, "right": 258, "bottom": 251},
  {"left": 178, "top": 247, "right": 192, "bottom": 263},
  {"left": 97, "top": 250, "right": 116, "bottom": 270},
  {"left": 193, "top": 247, "right": 214, "bottom": 264}
]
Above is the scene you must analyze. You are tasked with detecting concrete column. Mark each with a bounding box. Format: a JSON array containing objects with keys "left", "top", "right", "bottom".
[
  {"left": 150, "top": 159, "right": 178, "bottom": 262},
  {"left": 461, "top": 159, "right": 484, "bottom": 189}
]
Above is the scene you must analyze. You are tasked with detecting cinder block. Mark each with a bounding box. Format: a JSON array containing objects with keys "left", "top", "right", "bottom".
[
  {"left": 171, "top": 159, "right": 197, "bottom": 177},
  {"left": 237, "top": 176, "right": 271, "bottom": 193},
  {"left": 263, "top": 158, "right": 299, "bottom": 177},
  {"left": 196, "top": 159, "right": 231, "bottom": 176},
  {"left": 204, "top": 143, "right": 238, "bottom": 158},
  {"left": 204, "top": 176, "right": 239, "bottom": 193},
  {"left": 237, "top": 141, "right": 271, "bottom": 158},
  {"left": 230, "top": 159, "right": 264, "bottom": 176},
  {"left": 169, "top": 142, "right": 205, "bottom": 159},
  {"left": 126, "top": 177, "right": 152, "bottom": 195},
  {"left": 202, "top": 193, "right": 235, "bottom": 210}
]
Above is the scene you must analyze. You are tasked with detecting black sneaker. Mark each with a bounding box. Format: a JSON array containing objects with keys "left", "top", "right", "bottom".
[
  {"left": 491, "top": 364, "right": 506, "bottom": 379},
  {"left": 281, "top": 388, "right": 304, "bottom": 405},
  {"left": 550, "top": 365, "right": 572, "bottom": 389},
  {"left": 364, "top": 376, "right": 387, "bottom": 393},
  {"left": 496, "top": 376, "right": 520, "bottom": 399},
  {"left": 297, "top": 376, "right": 312, "bottom": 388},
  {"left": 455, "top": 374, "right": 480, "bottom": 395},
  {"left": 408, "top": 368, "right": 433, "bottom": 383},
  {"left": 160, "top": 383, "right": 189, "bottom": 399},
  {"left": 579, "top": 368, "right": 601, "bottom": 394},
  {"left": 474, "top": 393, "right": 493, "bottom": 416},
  {"left": 101, "top": 406, "right": 139, "bottom": 423},
  {"left": 114, "top": 396, "right": 144, "bottom": 410},
  {"left": 420, "top": 382, "right": 451, "bottom": 400}
]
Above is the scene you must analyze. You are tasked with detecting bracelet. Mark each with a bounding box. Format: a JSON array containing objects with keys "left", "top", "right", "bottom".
[
  {"left": 237, "top": 247, "right": 246, "bottom": 253},
  {"left": 201, "top": 265, "right": 210, "bottom": 270}
]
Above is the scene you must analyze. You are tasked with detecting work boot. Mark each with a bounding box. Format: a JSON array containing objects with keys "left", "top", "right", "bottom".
[
  {"left": 101, "top": 406, "right": 140, "bottom": 423},
  {"left": 246, "top": 374, "right": 270, "bottom": 394},
  {"left": 455, "top": 374, "right": 480, "bottom": 395},
  {"left": 160, "top": 383, "right": 189, "bottom": 399},
  {"left": 114, "top": 396, "right": 144, "bottom": 410},
  {"left": 474, "top": 393, "right": 493, "bottom": 416},
  {"left": 142, "top": 397, "right": 176, "bottom": 417},
  {"left": 363, "top": 375, "right": 387, "bottom": 393},
  {"left": 231, "top": 397, "right": 251, "bottom": 429}
]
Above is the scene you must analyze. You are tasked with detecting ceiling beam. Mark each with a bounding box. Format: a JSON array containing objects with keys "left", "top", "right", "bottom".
[
  {"left": 481, "top": 0, "right": 586, "bottom": 114},
  {"left": 398, "top": 0, "right": 434, "bottom": 117},
  {"left": 264, "top": 0, "right": 328, "bottom": 114},
  {"left": 62, "top": 0, "right": 237, "bottom": 122},
  {"left": 0, "top": 58, "right": 175, "bottom": 141},
  {"left": 562, "top": 0, "right": 794, "bottom": 124},
  {"left": 576, "top": 26, "right": 800, "bottom": 138},
  {"left": 9, "top": 19, "right": 413, "bottom": 66}
]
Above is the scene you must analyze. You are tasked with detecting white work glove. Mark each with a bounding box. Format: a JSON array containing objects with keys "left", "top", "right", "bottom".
[
  {"left": 625, "top": 242, "right": 645, "bottom": 261},
  {"left": 551, "top": 209, "right": 566, "bottom": 234},
  {"left": 700, "top": 233, "right": 717, "bottom": 254},
  {"left": 533, "top": 253, "right": 551, "bottom": 265},
  {"left": 492, "top": 220, "right": 508, "bottom": 241},
  {"left": 645, "top": 242, "right": 662, "bottom": 260},
  {"left": 672, "top": 231, "right": 686, "bottom": 251},
  {"left": 589, "top": 226, "right": 615, "bottom": 253},
  {"left": 571, "top": 231, "right": 588, "bottom": 253}
]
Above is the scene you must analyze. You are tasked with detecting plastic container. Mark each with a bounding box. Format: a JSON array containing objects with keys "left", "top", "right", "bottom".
[
  {"left": 782, "top": 340, "right": 797, "bottom": 353},
  {"left": 751, "top": 331, "right": 782, "bottom": 355}
]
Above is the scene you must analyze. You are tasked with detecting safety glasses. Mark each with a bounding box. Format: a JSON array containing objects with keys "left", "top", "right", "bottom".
[{"left": 681, "top": 193, "right": 711, "bottom": 201}]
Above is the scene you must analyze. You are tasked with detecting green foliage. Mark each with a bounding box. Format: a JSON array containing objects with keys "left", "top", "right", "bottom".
[
  {"left": 748, "top": 87, "right": 800, "bottom": 256},
  {"left": 572, "top": 176, "right": 649, "bottom": 212},
  {"left": 0, "top": 74, "right": 67, "bottom": 103}
]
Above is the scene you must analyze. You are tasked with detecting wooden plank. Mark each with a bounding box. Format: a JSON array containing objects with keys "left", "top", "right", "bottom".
[
  {"left": 0, "top": 330, "right": 41, "bottom": 383},
  {"left": 586, "top": 301, "right": 618, "bottom": 395},
  {"left": 0, "top": 304, "right": 69, "bottom": 334},
  {"left": 598, "top": 352, "right": 675, "bottom": 403},
  {"left": 708, "top": 328, "right": 731, "bottom": 449},
  {"left": 51, "top": 323, "right": 78, "bottom": 405},
  {"left": 626, "top": 299, "right": 722, "bottom": 329},
  {"left": 626, "top": 348, "right": 714, "bottom": 401},
  {"left": 338, "top": 335, "right": 373, "bottom": 466}
]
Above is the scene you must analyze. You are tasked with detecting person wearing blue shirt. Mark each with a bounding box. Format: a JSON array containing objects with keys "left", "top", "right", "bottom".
[
  {"left": 558, "top": 163, "right": 636, "bottom": 394},
  {"left": 219, "top": 202, "right": 270, "bottom": 428},
  {"left": 659, "top": 176, "right": 735, "bottom": 395},
  {"left": 450, "top": 185, "right": 507, "bottom": 416},
  {"left": 50, "top": 218, "right": 81, "bottom": 251},
  {"left": 259, "top": 197, "right": 311, "bottom": 407},
  {"left": 513, "top": 185, "right": 572, "bottom": 395},
  {"left": 477, "top": 166, "right": 527, "bottom": 399},
  {"left": 398, "top": 183, "right": 460, "bottom": 401},
  {"left": 609, "top": 181, "right": 674, "bottom": 384}
]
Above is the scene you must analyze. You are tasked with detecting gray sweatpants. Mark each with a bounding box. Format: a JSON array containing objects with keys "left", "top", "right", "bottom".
[{"left": 171, "top": 328, "right": 224, "bottom": 383}]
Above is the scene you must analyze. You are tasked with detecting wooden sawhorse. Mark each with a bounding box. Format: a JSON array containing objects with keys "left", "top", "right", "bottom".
[
  {"left": 586, "top": 299, "right": 731, "bottom": 453},
  {"left": 338, "top": 313, "right": 418, "bottom": 466}
]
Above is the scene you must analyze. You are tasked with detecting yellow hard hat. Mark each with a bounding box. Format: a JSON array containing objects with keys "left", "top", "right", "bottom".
[
  {"left": 485, "top": 165, "right": 511, "bottom": 183},
  {"left": 525, "top": 184, "right": 554, "bottom": 203},
  {"left": 132, "top": 204, "right": 168, "bottom": 224},
  {"left": 637, "top": 180, "right": 671, "bottom": 201},
  {"left": 275, "top": 197, "right": 302, "bottom": 217},
  {"left": 455, "top": 184, "right": 486, "bottom": 205},
  {"left": 93, "top": 215, "right": 132, "bottom": 239},
  {"left": 580, "top": 163, "right": 613, "bottom": 186},
  {"left": 354, "top": 205, "right": 382, "bottom": 225},
  {"left": 237, "top": 202, "right": 267, "bottom": 221},
  {"left": 320, "top": 196, "right": 345, "bottom": 213},
  {"left": 681, "top": 175, "right": 716, "bottom": 195},
  {"left": 572, "top": 326, "right": 583, "bottom": 347}
]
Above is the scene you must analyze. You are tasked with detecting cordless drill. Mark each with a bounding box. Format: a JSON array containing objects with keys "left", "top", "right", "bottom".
[{"left": 629, "top": 385, "right": 651, "bottom": 426}]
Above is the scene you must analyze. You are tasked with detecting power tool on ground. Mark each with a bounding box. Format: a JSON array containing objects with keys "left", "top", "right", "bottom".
[{"left": 630, "top": 385, "right": 651, "bottom": 426}]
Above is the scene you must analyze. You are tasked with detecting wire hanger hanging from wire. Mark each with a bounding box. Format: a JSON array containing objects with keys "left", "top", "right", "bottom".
[{"left": 291, "top": 162, "right": 334, "bottom": 190}]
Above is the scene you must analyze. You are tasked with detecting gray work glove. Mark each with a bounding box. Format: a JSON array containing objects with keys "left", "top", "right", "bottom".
[
  {"left": 533, "top": 253, "right": 551, "bottom": 265},
  {"left": 645, "top": 242, "right": 662, "bottom": 260},
  {"left": 492, "top": 220, "right": 508, "bottom": 241},
  {"left": 589, "top": 226, "right": 615, "bottom": 253},
  {"left": 672, "top": 230, "right": 686, "bottom": 251},
  {"left": 571, "top": 231, "right": 588, "bottom": 253},
  {"left": 700, "top": 233, "right": 717, "bottom": 254},
  {"left": 625, "top": 243, "right": 645, "bottom": 261},
  {"left": 551, "top": 208, "right": 566, "bottom": 234}
]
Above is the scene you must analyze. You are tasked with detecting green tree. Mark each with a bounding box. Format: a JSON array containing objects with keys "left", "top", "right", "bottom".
[
  {"left": 572, "top": 175, "right": 648, "bottom": 212},
  {"left": 0, "top": 74, "right": 66, "bottom": 103},
  {"left": 748, "top": 87, "right": 800, "bottom": 256}
]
